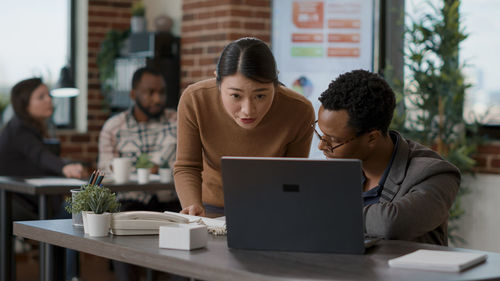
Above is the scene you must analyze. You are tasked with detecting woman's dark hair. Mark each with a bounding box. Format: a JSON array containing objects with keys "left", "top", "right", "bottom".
[
  {"left": 318, "top": 70, "right": 396, "bottom": 136},
  {"left": 216, "top": 37, "right": 278, "bottom": 85},
  {"left": 10, "top": 77, "right": 48, "bottom": 135}
]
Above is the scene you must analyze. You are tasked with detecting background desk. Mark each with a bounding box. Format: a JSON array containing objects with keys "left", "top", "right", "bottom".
[
  {"left": 0, "top": 177, "right": 174, "bottom": 281},
  {"left": 13, "top": 219, "right": 500, "bottom": 281}
]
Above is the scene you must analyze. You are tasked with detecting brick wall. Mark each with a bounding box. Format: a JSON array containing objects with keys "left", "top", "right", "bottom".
[
  {"left": 474, "top": 142, "right": 500, "bottom": 174},
  {"left": 57, "top": 0, "right": 134, "bottom": 170},
  {"left": 57, "top": 0, "right": 271, "bottom": 170},
  {"left": 180, "top": 0, "right": 271, "bottom": 90}
]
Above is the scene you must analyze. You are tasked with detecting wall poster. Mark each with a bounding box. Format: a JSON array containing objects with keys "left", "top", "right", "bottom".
[{"left": 272, "top": 0, "right": 375, "bottom": 158}]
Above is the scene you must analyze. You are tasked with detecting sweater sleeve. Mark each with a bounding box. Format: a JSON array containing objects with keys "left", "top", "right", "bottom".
[
  {"left": 173, "top": 89, "right": 204, "bottom": 208},
  {"left": 285, "top": 102, "right": 315, "bottom": 157},
  {"left": 15, "top": 126, "right": 65, "bottom": 175}
]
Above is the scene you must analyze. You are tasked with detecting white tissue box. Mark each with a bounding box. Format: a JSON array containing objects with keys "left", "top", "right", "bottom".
[{"left": 159, "top": 224, "right": 208, "bottom": 250}]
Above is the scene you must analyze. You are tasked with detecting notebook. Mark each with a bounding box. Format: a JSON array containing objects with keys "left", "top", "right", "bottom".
[
  {"left": 388, "top": 249, "right": 487, "bottom": 272},
  {"left": 221, "top": 156, "right": 373, "bottom": 254}
]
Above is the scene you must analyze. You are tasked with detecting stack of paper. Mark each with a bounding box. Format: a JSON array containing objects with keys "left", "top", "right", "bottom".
[
  {"left": 25, "top": 177, "right": 86, "bottom": 186},
  {"left": 388, "top": 249, "right": 487, "bottom": 272},
  {"left": 164, "top": 211, "right": 227, "bottom": 235}
]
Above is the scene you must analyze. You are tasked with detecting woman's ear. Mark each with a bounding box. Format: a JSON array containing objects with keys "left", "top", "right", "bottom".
[{"left": 213, "top": 70, "right": 217, "bottom": 78}]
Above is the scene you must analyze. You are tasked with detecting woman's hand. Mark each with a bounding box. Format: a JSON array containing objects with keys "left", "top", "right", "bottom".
[
  {"left": 180, "top": 204, "right": 206, "bottom": 217},
  {"left": 62, "top": 163, "right": 84, "bottom": 178}
]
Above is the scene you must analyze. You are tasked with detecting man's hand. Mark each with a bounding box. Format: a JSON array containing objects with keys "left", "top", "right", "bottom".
[
  {"left": 180, "top": 204, "right": 206, "bottom": 217},
  {"left": 62, "top": 163, "right": 84, "bottom": 178}
]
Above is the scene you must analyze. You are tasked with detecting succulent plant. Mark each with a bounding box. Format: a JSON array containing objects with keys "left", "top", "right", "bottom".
[
  {"left": 135, "top": 154, "right": 154, "bottom": 169},
  {"left": 66, "top": 184, "right": 120, "bottom": 215},
  {"left": 131, "top": 2, "right": 145, "bottom": 17}
]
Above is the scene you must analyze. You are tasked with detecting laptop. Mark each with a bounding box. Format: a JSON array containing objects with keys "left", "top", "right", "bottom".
[{"left": 222, "top": 156, "right": 379, "bottom": 254}]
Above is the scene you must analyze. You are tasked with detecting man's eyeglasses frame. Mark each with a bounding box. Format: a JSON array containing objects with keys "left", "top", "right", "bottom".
[{"left": 311, "top": 120, "right": 358, "bottom": 152}]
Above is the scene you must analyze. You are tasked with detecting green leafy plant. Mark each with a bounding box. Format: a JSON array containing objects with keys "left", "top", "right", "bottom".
[
  {"left": 0, "top": 95, "right": 9, "bottom": 122},
  {"left": 131, "top": 2, "right": 145, "bottom": 17},
  {"left": 96, "top": 29, "right": 130, "bottom": 99},
  {"left": 65, "top": 184, "right": 120, "bottom": 215},
  {"left": 160, "top": 160, "right": 170, "bottom": 169},
  {"left": 389, "top": 0, "right": 481, "bottom": 245},
  {"left": 136, "top": 154, "right": 154, "bottom": 169}
]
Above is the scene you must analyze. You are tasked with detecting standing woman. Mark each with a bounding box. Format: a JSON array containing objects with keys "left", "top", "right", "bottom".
[{"left": 174, "top": 37, "right": 315, "bottom": 217}]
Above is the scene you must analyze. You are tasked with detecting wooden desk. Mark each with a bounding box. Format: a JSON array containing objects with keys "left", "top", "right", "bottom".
[
  {"left": 0, "top": 176, "right": 173, "bottom": 281},
  {"left": 13, "top": 219, "right": 500, "bottom": 281}
]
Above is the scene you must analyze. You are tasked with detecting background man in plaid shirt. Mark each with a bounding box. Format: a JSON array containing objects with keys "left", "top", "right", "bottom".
[
  {"left": 98, "top": 66, "right": 182, "bottom": 281},
  {"left": 98, "top": 66, "right": 179, "bottom": 211}
]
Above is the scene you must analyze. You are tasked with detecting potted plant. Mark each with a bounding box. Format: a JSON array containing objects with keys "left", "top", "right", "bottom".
[
  {"left": 159, "top": 160, "right": 172, "bottom": 183},
  {"left": 388, "top": 0, "right": 480, "bottom": 245},
  {"left": 0, "top": 95, "right": 9, "bottom": 124},
  {"left": 130, "top": 2, "right": 146, "bottom": 33},
  {"left": 136, "top": 154, "right": 154, "bottom": 184},
  {"left": 66, "top": 184, "right": 120, "bottom": 236},
  {"left": 97, "top": 28, "right": 130, "bottom": 102}
]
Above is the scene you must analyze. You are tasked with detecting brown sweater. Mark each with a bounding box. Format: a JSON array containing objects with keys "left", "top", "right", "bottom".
[{"left": 174, "top": 78, "right": 315, "bottom": 208}]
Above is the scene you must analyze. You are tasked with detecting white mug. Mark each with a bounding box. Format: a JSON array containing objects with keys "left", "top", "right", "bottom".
[
  {"left": 111, "top": 157, "right": 132, "bottom": 184},
  {"left": 159, "top": 168, "right": 172, "bottom": 183}
]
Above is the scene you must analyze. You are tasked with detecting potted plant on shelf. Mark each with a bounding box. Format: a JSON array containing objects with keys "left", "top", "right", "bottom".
[
  {"left": 159, "top": 160, "right": 172, "bottom": 183},
  {"left": 136, "top": 154, "right": 154, "bottom": 184},
  {"left": 130, "top": 2, "right": 146, "bottom": 33},
  {"left": 66, "top": 184, "right": 120, "bottom": 236}
]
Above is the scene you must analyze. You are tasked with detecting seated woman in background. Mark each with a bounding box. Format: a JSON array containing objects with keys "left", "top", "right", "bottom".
[
  {"left": 174, "top": 37, "right": 315, "bottom": 217},
  {"left": 0, "top": 77, "right": 84, "bottom": 281},
  {"left": 0, "top": 77, "right": 83, "bottom": 219}
]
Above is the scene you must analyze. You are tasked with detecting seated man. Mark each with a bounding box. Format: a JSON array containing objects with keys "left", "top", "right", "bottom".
[
  {"left": 315, "top": 69, "right": 460, "bottom": 245},
  {"left": 98, "top": 66, "right": 182, "bottom": 281},
  {"left": 98, "top": 66, "right": 179, "bottom": 211}
]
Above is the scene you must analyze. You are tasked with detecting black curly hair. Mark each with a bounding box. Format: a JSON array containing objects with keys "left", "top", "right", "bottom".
[{"left": 318, "top": 69, "right": 395, "bottom": 136}]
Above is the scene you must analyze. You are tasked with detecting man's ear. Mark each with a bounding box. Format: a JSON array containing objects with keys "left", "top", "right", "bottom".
[
  {"left": 130, "top": 89, "right": 136, "bottom": 100},
  {"left": 213, "top": 70, "right": 217, "bottom": 77},
  {"left": 366, "top": 130, "right": 380, "bottom": 147}
]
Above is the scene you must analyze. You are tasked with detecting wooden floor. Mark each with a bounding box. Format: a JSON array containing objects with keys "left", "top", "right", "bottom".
[{"left": 15, "top": 239, "right": 173, "bottom": 281}]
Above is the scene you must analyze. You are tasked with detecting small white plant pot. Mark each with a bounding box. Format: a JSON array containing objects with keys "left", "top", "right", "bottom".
[
  {"left": 131, "top": 16, "right": 146, "bottom": 33},
  {"left": 159, "top": 168, "right": 172, "bottom": 183},
  {"left": 82, "top": 211, "right": 90, "bottom": 234},
  {"left": 86, "top": 212, "right": 111, "bottom": 237},
  {"left": 137, "top": 168, "right": 150, "bottom": 184}
]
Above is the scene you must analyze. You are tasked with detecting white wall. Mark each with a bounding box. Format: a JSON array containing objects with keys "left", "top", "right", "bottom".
[
  {"left": 143, "top": 0, "right": 182, "bottom": 36},
  {"left": 454, "top": 174, "right": 500, "bottom": 253}
]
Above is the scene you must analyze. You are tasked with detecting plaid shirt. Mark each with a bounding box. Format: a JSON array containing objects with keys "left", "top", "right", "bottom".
[{"left": 98, "top": 107, "right": 177, "bottom": 203}]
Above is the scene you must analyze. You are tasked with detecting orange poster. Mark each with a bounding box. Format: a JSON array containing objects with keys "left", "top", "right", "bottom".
[
  {"left": 292, "top": 33, "right": 324, "bottom": 43},
  {"left": 293, "top": 2, "right": 324, "bottom": 29},
  {"left": 328, "top": 19, "right": 361, "bottom": 29},
  {"left": 327, "top": 48, "right": 360, "bottom": 57},
  {"left": 328, "top": 33, "right": 360, "bottom": 43}
]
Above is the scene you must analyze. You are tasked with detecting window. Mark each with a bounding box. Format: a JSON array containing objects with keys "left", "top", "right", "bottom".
[
  {"left": 0, "top": 0, "right": 75, "bottom": 127},
  {"left": 461, "top": 0, "right": 500, "bottom": 125},
  {"left": 405, "top": 0, "right": 500, "bottom": 125}
]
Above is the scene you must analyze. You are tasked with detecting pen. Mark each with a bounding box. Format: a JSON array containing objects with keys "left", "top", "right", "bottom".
[
  {"left": 95, "top": 170, "right": 105, "bottom": 186},
  {"left": 91, "top": 169, "right": 99, "bottom": 185},
  {"left": 88, "top": 170, "right": 96, "bottom": 185}
]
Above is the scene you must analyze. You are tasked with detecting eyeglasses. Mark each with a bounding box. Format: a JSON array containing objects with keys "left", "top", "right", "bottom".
[{"left": 311, "top": 120, "right": 358, "bottom": 152}]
